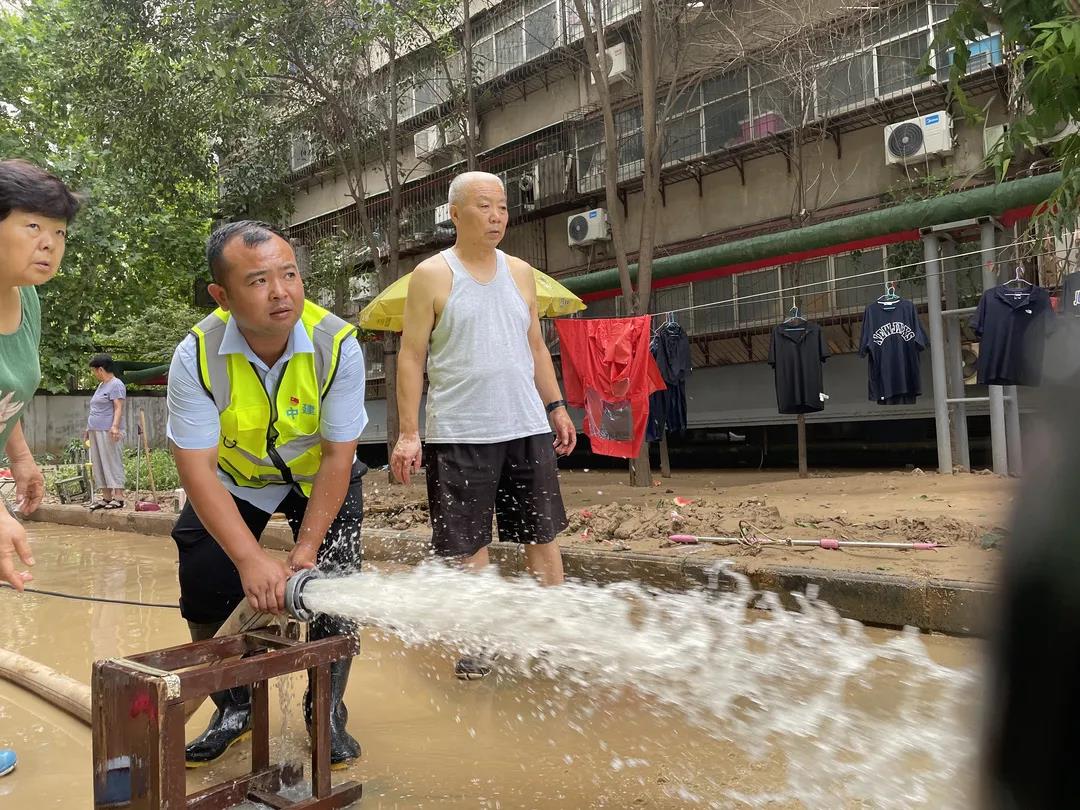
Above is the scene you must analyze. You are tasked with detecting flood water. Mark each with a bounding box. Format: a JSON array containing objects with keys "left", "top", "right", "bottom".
[{"left": 1, "top": 524, "right": 982, "bottom": 808}]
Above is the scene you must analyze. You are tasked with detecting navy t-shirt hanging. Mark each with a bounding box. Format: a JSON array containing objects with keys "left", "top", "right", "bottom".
[
  {"left": 1059, "top": 271, "right": 1080, "bottom": 317},
  {"left": 768, "top": 321, "right": 828, "bottom": 414},
  {"left": 858, "top": 299, "right": 928, "bottom": 405},
  {"left": 971, "top": 284, "right": 1051, "bottom": 386},
  {"left": 646, "top": 321, "right": 691, "bottom": 440}
]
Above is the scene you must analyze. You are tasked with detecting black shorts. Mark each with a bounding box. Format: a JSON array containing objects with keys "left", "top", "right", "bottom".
[
  {"left": 171, "top": 462, "right": 365, "bottom": 631},
  {"left": 425, "top": 433, "right": 568, "bottom": 558}
]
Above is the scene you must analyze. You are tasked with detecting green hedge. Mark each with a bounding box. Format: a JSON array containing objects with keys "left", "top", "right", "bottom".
[{"left": 122, "top": 448, "right": 180, "bottom": 491}]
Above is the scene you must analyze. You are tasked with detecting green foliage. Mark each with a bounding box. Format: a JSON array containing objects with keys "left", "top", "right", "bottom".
[
  {"left": 97, "top": 301, "right": 207, "bottom": 362},
  {"left": 929, "top": 0, "right": 1080, "bottom": 237},
  {"left": 123, "top": 447, "right": 180, "bottom": 492},
  {"left": 0, "top": 0, "right": 293, "bottom": 391}
]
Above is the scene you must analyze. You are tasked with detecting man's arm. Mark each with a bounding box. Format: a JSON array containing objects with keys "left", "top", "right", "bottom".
[
  {"left": 512, "top": 258, "right": 577, "bottom": 456},
  {"left": 287, "top": 438, "right": 358, "bottom": 570},
  {"left": 288, "top": 337, "right": 367, "bottom": 569},
  {"left": 391, "top": 262, "right": 440, "bottom": 484},
  {"left": 167, "top": 337, "right": 290, "bottom": 612},
  {"left": 172, "top": 444, "right": 290, "bottom": 613}
]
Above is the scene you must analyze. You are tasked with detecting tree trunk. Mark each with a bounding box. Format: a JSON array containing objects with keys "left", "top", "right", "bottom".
[
  {"left": 384, "top": 37, "right": 404, "bottom": 483},
  {"left": 629, "top": 442, "right": 652, "bottom": 487},
  {"left": 462, "top": 0, "right": 479, "bottom": 171},
  {"left": 575, "top": 0, "right": 633, "bottom": 302}
]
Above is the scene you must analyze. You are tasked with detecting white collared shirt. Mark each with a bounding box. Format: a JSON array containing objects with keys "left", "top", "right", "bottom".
[{"left": 166, "top": 317, "right": 367, "bottom": 514}]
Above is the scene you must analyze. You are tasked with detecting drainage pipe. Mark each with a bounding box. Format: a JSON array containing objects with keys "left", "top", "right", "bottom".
[{"left": 0, "top": 647, "right": 91, "bottom": 725}]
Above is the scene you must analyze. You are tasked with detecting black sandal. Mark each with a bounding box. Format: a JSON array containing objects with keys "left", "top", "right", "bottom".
[
  {"left": 103, "top": 500, "right": 125, "bottom": 509},
  {"left": 88, "top": 500, "right": 109, "bottom": 511}
]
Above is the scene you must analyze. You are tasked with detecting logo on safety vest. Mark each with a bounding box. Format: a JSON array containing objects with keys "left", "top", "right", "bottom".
[{"left": 286, "top": 402, "right": 316, "bottom": 419}]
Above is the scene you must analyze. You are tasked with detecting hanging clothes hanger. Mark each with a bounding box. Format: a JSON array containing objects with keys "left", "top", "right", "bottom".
[
  {"left": 1002, "top": 265, "right": 1033, "bottom": 297},
  {"left": 877, "top": 280, "right": 901, "bottom": 308},
  {"left": 782, "top": 296, "right": 806, "bottom": 330}
]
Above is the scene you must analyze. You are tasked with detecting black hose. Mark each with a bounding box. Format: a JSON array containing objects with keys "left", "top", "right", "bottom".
[{"left": 0, "top": 582, "right": 178, "bottom": 609}]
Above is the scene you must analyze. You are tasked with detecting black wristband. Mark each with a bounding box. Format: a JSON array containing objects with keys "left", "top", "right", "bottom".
[{"left": 545, "top": 399, "right": 568, "bottom": 414}]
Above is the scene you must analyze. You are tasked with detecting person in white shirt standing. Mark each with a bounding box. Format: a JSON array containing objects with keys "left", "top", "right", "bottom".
[
  {"left": 166, "top": 221, "right": 368, "bottom": 769},
  {"left": 391, "top": 172, "right": 576, "bottom": 680}
]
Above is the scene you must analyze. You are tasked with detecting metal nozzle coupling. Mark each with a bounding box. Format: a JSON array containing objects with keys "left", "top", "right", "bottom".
[{"left": 285, "top": 569, "right": 319, "bottom": 622}]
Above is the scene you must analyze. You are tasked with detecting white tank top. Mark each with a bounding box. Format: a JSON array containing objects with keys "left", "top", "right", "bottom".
[{"left": 424, "top": 248, "right": 551, "bottom": 443}]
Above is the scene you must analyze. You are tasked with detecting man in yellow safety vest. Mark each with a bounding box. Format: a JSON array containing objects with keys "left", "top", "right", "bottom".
[{"left": 166, "top": 221, "right": 367, "bottom": 769}]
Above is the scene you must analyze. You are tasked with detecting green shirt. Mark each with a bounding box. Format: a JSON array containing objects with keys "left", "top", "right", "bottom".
[{"left": 0, "top": 286, "right": 41, "bottom": 456}]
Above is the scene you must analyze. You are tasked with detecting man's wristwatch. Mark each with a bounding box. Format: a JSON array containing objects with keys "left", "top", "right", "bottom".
[{"left": 545, "top": 399, "right": 568, "bottom": 414}]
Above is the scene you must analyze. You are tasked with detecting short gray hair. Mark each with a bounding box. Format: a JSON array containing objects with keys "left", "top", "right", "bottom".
[{"left": 447, "top": 171, "right": 504, "bottom": 206}]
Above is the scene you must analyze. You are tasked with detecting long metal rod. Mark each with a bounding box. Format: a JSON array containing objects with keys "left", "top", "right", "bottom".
[
  {"left": 941, "top": 241, "right": 970, "bottom": 471},
  {"left": 941, "top": 306, "right": 978, "bottom": 317},
  {"left": 923, "top": 234, "right": 953, "bottom": 474},
  {"left": 947, "top": 396, "right": 990, "bottom": 403},
  {"left": 1004, "top": 384, "right": 1023, "bottom": 475},
  {"left": 980, "top": 220, "right": 1009, "bottom": 475}
]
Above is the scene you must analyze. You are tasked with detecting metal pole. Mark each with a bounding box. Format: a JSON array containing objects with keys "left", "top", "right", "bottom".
[
  {"left": 1004, "top": 387, "right": 1023, "bottom": 475},
  {"left": 796, "top": 414, "right": 808, "bottom": 478},
  {"left": 922, "top": 234, "right": 953, "bottom": 474},
  {"left": 941, "top": 241, "right": 970, "bottom": 470},
  {"left": 980, "top": 220, "right": 1009, "bottom": 475}
]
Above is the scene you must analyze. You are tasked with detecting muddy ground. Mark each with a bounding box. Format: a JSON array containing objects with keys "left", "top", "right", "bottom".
[
  {"left": 86, "top": 467, "right": 1011, "bottom": 584},
  {"left": 359, "top": 467, "right": 1012, "bottom": 583}
]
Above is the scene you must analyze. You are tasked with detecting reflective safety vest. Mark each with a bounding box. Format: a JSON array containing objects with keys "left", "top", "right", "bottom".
[{"left": 190, "top": 300, "right": 356, "bottom": 497}]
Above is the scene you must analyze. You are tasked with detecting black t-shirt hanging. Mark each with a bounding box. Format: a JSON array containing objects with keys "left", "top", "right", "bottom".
[
  {"left": 858, "top": 299, "right": 928, "bottom": 405},
  {"left": 971, "top": 284, "right": 1051, "bottom": 386},
  {"left": 1060, "top": 271, "right": 1080, "bottom": 316},
  {"left": 768, "top": 321, "right": 828, "bottom": 415}
]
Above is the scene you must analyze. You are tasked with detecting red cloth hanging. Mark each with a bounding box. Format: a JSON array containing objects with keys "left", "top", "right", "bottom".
[{"left": 555, "top": 316, "right": 666, "bottom": 458}]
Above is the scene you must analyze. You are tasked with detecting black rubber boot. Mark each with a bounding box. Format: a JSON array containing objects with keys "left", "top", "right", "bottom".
[
  {"left": 185, "top": 686, "right": 252, "bottom": 767},
  {"left": 304, "top": 658, "right": 361, "bottom": 769}
]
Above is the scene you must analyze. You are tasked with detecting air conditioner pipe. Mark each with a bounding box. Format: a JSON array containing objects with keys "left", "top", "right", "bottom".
[{"left": 561, "top": 171, "right": 1063, "bottom": 297}]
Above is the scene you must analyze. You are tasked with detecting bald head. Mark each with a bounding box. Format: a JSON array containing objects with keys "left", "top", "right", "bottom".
[
  {"left": 447, "top": 171, "right": 508, "bottom": 248},
  {"left": 448, "top": 171, "right": 504, "bottom": 207}
]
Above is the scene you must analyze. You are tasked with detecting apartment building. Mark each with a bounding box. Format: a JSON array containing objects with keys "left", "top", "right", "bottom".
[{"left": 283, "top": 0, "right": 1060, "bottom": 455}]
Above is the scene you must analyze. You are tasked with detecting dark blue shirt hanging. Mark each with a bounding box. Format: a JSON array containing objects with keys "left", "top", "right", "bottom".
[
  {"left": 858, "top": 298, "right": 928, "bottom": 405},
  {"left": 646, "top": 320, "right": 690, "bottom": 441}
]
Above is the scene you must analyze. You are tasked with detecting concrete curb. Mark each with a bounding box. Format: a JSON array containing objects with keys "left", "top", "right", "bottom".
[{"left": 27, "top": 504, "right": 993, "bottom": 636}]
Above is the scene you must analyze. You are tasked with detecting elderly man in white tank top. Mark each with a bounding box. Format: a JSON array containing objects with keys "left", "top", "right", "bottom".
[{"left": 392, "top": 171, "right": 577, "bottom": 679}]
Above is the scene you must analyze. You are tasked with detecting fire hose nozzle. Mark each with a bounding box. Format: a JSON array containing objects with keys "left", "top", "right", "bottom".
[{"left": 285, "top": 569, "right": 319, "bottom": 622}]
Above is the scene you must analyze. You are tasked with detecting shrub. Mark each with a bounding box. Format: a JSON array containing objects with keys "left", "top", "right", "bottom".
[{"left": 122, "top": 448, "right": 180, "bottom": 491}]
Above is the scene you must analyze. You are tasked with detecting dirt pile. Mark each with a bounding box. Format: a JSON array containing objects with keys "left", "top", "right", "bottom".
[{"left": 562, "top": 495, "right": 1002, "bottom": 551}]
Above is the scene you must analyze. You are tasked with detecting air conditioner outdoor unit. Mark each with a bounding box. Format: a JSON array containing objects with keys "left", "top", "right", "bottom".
[
  {"left": 567, "top": 209, "right": 609, "bottom": 247},
  {"left": 434, "top": 202, "right": 453, "bottom": 226},
  {"left": 349, "top": 272, "right": 378, "bottom": 301},
  {"left": 442, "top": 118, "right": 477, "bottom": 150},
  {"left": 983, "top": 123, "right": 1009, "bottom": 157},
  {"left": 590, "top": 42, "right": 631, "bottom": 85},
  {"left": 519, "top": 164, "right": 540, "bottom": 211},
  {"left": 414, "top": 124, "right": 444, "bottom": 160},
  {"left": 884, "top": 111, "right": 954, "bottom": 165},
  {"left": 1035, "top": 119, "right": 1079, "bottom": 147}
]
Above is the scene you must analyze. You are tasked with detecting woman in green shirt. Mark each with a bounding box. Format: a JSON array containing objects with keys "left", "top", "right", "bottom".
[{"left": 0, "top": 159, "right": 79, "bottom": 778}]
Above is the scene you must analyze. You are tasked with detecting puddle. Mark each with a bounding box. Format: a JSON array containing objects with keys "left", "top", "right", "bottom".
[{"left": 1, "top": 524, "right": 982, "bottom": 807}]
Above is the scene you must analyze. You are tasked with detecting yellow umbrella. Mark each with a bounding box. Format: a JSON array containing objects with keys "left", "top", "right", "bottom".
[{"left": 359, "top": 267, "right": 586, "bottom": 332}]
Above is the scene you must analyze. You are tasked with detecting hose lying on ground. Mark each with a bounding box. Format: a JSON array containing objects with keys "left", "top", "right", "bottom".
[{"left": 0, "top": 647, "right": 91, "bottom": 725}]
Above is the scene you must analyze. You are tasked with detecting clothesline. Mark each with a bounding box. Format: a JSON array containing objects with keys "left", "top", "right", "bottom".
[{"left": 572, "top": 236, "right": 1057, "bottom": 321}]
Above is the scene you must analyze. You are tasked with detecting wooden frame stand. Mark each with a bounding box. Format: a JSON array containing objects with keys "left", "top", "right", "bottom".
[{"left": 92, "top": 629, "right": 363, "bottom": 809}]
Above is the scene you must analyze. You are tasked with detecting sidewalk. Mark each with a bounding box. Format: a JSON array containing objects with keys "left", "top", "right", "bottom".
[{"left": 26, "top": 502, "right": 995, "bottom": 636}]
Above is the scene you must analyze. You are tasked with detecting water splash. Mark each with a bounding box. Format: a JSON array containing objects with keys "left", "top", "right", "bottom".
[{"left": 304, "top": 562, "right": 979, "bottom": 807}]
